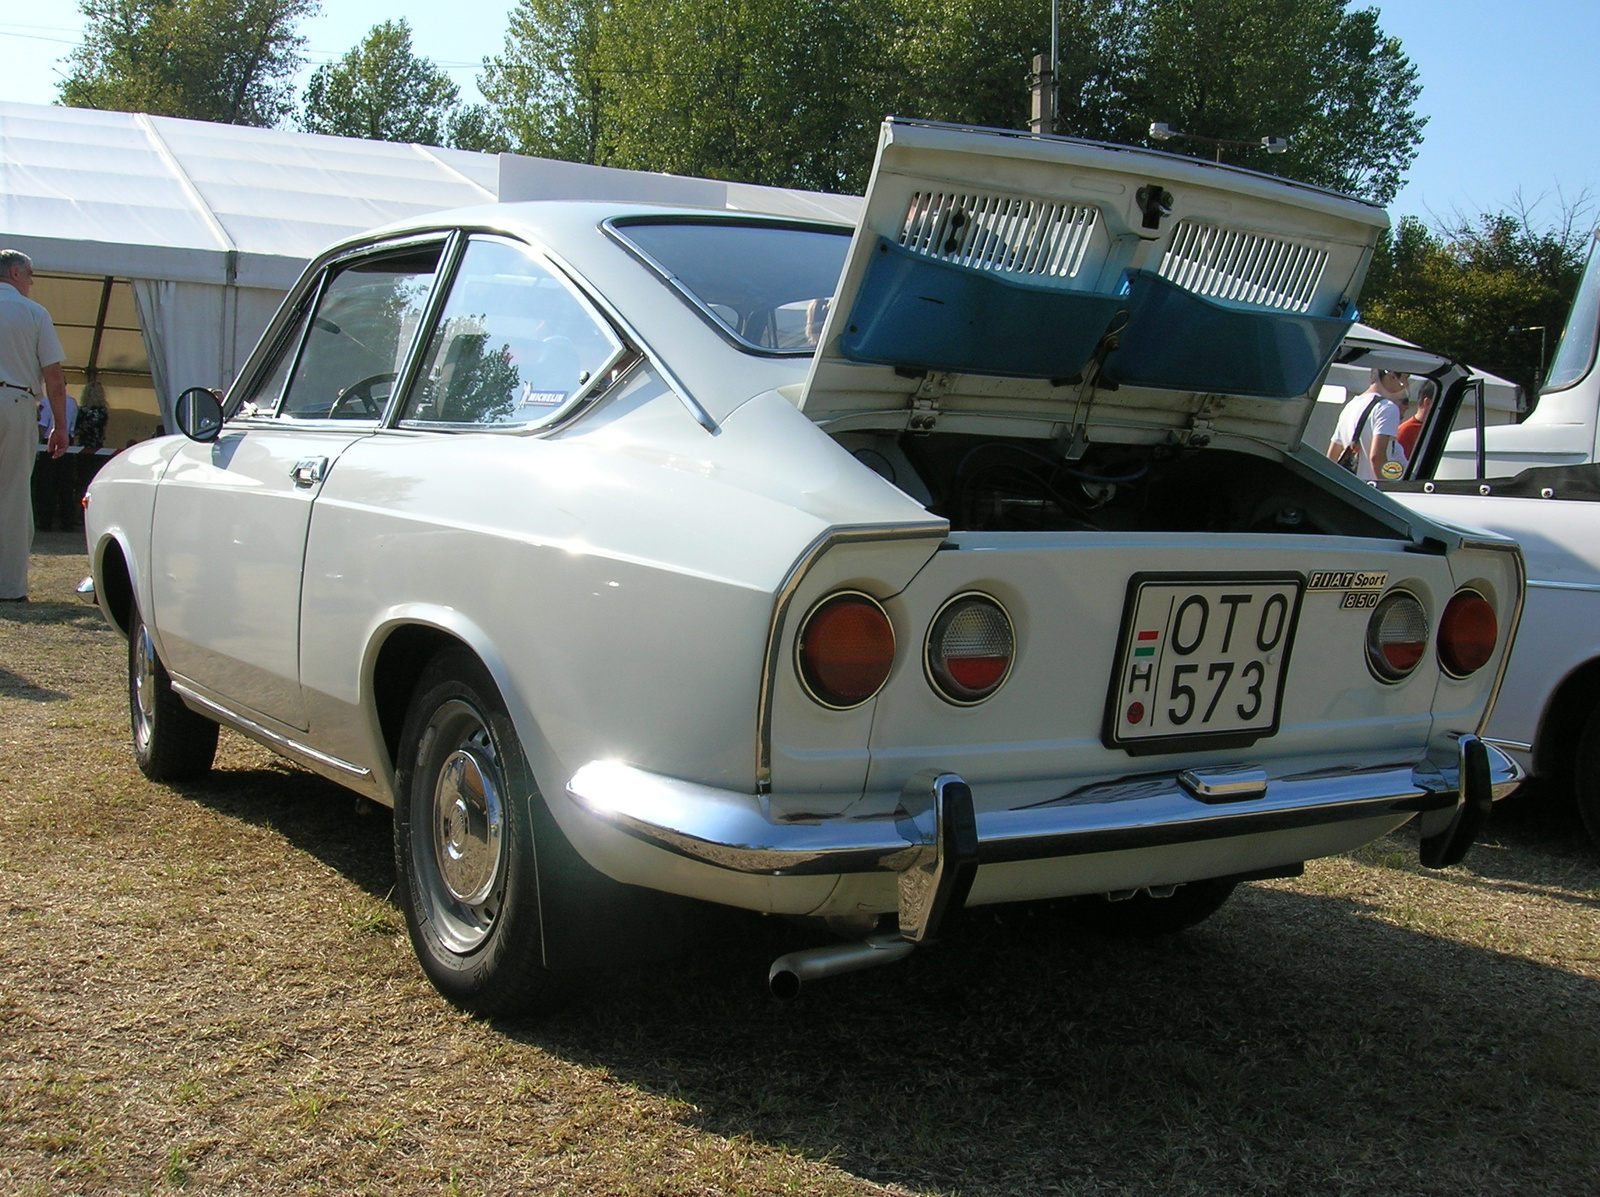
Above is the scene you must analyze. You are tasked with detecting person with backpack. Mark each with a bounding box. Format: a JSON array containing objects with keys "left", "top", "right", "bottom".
[{"left": 1326, "top": 369, "right": 1409, "bottom": 482}]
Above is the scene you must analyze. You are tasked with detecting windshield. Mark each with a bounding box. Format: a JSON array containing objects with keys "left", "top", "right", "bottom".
[
  {"left": 1545, "top": 231, "right": 1600, "bottom": 392},
  {"left": 610, "top": 219, "right": 851, "bottom": 354}
]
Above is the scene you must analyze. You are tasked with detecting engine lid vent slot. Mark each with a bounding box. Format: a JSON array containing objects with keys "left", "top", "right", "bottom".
[
  {"left": 899, "top": 191, "right": 1105, "bottom": 284},
  {"left": 1158, "top": 220, "right": 1328, "bottom": 314}
]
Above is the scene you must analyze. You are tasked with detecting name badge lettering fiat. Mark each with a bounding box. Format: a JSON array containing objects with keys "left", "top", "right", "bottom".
[
  {"left": 1307, "top": 570, "right": 1387, "bottom": 591},
  {"left": 1110, "top": 575, "right": 1305, "bottom": 750}
]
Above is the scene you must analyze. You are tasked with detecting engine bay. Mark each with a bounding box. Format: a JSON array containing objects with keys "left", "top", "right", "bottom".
[{"left": 834, "top": 431, "right": 1403, "bottom": 539}]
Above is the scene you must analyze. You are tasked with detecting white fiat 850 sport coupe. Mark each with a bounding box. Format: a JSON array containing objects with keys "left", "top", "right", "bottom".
[{"left": 84, "top": 121, "right": 1524, "bottom": 1012}]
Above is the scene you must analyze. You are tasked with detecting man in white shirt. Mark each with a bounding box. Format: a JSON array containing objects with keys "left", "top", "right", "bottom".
[
  {"left": 1, "top": 249, "right": 70, "bottom": 602},
  {"left": 1326, "top": 369, "right": 1409, "bottom": 483}
]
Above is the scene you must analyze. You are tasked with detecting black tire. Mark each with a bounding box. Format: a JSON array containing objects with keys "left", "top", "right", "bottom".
[
  {"left": 393, "top": 649, "right": 559, "bottom": 1015},
  {"left": 1072, "top": 878, "right": 1238, "bottom": 937},
  {"left": 128, "top": 609, "right": 218, "bottom": 782},
  {"left": 1572, "top": 706, "right": 1600, "bottom": 847}
]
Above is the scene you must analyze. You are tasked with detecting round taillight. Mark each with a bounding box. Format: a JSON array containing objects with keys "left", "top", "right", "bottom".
[
  {"left": 796, "top": 592, "right": 895, "bottom": 709},
  {"left": 1366, "top": 591, "right": 1429, "bottom": 682},
  {"left": 1438, "top": 589, "right": 1497, "bottom": 677},
  {"left": 925, "top": 593, "right": 1015, "bottom": 704}
]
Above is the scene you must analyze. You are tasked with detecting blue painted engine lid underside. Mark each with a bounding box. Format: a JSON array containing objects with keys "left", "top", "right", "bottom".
[{"left": 840, "top": 237, "right": 1354, "bottom": 400}]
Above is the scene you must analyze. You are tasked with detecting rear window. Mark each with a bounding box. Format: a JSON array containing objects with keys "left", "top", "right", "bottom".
[{"left": 610, "top": 219, "right": 851, "bottom": 355}]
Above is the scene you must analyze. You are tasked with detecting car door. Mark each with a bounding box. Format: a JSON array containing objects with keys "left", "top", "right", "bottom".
[{"left": 150, "top": 238, "right": 447, "bottom": 730}]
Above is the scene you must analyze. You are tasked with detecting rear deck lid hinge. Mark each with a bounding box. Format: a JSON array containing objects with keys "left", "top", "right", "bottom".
[{"left": 908, "top": 371, "right": 954, "bottom": 432}]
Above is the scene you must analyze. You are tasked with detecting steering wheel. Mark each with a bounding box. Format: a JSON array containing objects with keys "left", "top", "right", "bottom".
[{"left": 329, "top": 372, "right": 396, "bottom": 419}]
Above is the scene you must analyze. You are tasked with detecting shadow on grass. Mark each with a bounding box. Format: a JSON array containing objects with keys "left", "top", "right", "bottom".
[
  {"left": 0, "top": 667, "right": 70, "bottom": 702},
  {"left": 0, "top": 600, "right": 110, "bottom": 630},
  {"left": 164, "top": 760, "right": 1600, "bottom": 1196},
  {"left": 171, "top": 763, "right": 397, "bottom": 903}
]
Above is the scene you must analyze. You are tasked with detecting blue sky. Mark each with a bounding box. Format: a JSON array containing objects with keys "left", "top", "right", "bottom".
[{"left": 3, "top": 0, "right": 1596, "bottom": 229}]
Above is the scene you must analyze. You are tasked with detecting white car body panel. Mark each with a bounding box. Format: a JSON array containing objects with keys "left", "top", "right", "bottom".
[
  {"left": 1390, "top": 491, "right": 1600, "bottom": 775},
  {"left": 82, "top": 121, "right": 1524, "bottom": 976}
]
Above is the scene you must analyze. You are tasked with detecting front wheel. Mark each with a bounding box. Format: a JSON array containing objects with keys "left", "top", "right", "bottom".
[
  {"left": 128, "top": 610, "right": 218, "bottom": 782},
  {"left": 1071, "top": 878, "right": 1238, "bottom": 937},
  {"left": 393, "top": 649, "right": 558, "bottom": 1015}
]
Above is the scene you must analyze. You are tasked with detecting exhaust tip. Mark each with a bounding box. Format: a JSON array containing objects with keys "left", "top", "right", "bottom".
[
  {"left": 769, "top": 967, "right": 802, "bottom": 1001},
  {"left": 767, "top": 932, "right": 916, "bottom": 999}
]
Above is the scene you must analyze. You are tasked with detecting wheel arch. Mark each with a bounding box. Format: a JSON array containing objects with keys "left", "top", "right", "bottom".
[
  {"left": 93, "top": 533, "right": 136, "bottom": 637},
  {"left": 367, "top": 608, "right": 684, "bottom": 971},
  {"left": 1533, "top": 656, "right": 1600, "bottom": 781}
]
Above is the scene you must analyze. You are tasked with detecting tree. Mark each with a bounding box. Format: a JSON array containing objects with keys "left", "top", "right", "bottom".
[
  {"left": 1361, "top": 195, "right": 1594, "bottom": 395},
  {"left": 480, "top": 0, "right": 610, "bottom": 164},
  {"left": 478, "top": 0, "right": 1423, "bottom": 203},
  {"left": 60, "top": 0, "right": 316, "bottom": 126},
  {"left": 302, "top": 20, "right": 459, "bottom": 145},
  {"left": 1126, "top": 0, "right": 1425, "bottom": 205},
  {"left": 446, "top": 105, "right": 515, "bottom": 154}
]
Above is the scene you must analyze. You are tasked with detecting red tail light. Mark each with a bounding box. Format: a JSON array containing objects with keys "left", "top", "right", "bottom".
[
  {"left": 1366, "top": 591, "right": 1429, "bottom": 681},
  {"left": 1438, "top": 589, "right": 1497, "bottom": 677},
  {"left": 796, "top": 592, "right": 895, "bottom": 708},
  {"left": 925, "top": 594, "right": 1015, "bottom": 704}
]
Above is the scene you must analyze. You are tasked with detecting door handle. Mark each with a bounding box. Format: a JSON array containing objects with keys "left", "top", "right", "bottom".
[{"left": 291, "top": 456, "right": 329, "bottom": 488}]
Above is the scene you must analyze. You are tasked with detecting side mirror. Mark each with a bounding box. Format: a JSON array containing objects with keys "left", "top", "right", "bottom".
[{"left": 174, "top": 387, "right": 224, "bottom": 443}]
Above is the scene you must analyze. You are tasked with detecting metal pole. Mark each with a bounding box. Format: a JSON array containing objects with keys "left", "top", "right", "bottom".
[{"left": 1050, "top": 0, "right": 1059, "bottom": 129}]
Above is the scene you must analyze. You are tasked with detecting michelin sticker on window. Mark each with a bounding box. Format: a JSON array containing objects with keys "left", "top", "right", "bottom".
[{"left": 519, "top": 388, "right": 567, "bottom": 408}]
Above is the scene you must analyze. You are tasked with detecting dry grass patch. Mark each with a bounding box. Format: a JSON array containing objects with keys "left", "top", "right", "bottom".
[{"left": 3, "top": 531, "right": 1600, "bottom": 1195}]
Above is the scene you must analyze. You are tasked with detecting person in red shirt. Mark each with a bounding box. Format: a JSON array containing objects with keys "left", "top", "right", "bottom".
[{"left": 1396, "top": 379, "right": 1435, "bottom": 459}]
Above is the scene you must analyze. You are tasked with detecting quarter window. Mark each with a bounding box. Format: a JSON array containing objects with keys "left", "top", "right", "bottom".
[
  {"left": 279, "top": 244, "right": 443, "bottom": 420},
  {"left": 399, "top": 237, "right": 622, "bottom": 428}
]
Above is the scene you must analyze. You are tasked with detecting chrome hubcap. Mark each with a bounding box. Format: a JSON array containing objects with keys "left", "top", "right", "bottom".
[
  {"left": 132, "top": 626, "right": 157, "bottom": 752},
  {"left": 433, "top": 747, "right": 503, "bottom": 906},
  {"left": 418, "top": 701, "right": 507, "bottom": 954}
]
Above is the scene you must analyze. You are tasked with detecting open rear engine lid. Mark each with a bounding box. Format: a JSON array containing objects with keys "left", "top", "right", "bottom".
[{"left": 800, "top": 119, "right": 1389, "bottom": 453}]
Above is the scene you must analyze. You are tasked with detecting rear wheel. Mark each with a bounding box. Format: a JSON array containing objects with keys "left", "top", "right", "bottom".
[
  {"left": 128, "top": 609, "right": 218, "bottom": 782},
  {"left": 1572, "top": 706, "right": 1600, "bottom": 846},
  {"left": 1072, "top": 878, "right": 1238, "bottom": 937},
  {"left": 393, "top": 649, "right": 558, "bottom": 1015}
]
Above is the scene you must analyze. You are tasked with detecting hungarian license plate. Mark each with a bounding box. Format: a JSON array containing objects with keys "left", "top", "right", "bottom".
[{"left": 1105, "top": 573, "right": 1305, "bottom": 753}]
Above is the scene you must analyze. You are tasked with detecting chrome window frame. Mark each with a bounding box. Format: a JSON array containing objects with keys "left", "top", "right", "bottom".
[
  {"left": 603, "top": 214, "right": 853, "bottom": 360},
  {"left": 394, "top": 232, "right": 631, "bottom": 434},
  {"left": 224, "top": 231, "right": 458, "bottom": 429}
]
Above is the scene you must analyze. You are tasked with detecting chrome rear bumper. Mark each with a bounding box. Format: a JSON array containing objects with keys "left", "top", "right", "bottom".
[{"left": 567, "top": 738, "right": 1519, "bottom": 937}]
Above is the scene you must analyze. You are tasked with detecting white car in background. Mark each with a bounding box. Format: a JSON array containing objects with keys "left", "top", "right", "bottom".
[
  {"left": 83, "top": 120, "right": 1522, "bottom": 1014},
  {"left": 1384, "top": 229, "right": 1600, "bottom": 843}
]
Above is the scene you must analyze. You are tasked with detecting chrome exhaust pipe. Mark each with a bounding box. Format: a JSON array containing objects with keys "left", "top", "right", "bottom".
[{"left": 768, "top": 932, "right": 915, "bottom": 1000}]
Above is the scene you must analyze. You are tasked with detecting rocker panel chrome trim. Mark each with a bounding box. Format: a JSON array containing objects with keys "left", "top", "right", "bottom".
[{"left": 171, "top": 680, "right": 372, "bottom": 780}]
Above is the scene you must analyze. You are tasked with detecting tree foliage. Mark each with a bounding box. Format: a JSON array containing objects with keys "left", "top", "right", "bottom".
[
  {"left": 478, "top": 0, "right": 1423, "bottom": 201},
  {"left": 60, "top": 0, "right": 315, "bottom": 126},
  {"left": 1361, "top": 196, "right": 1595, "bottom": 395},
  {"left": 302, "top": 20, "right": 460, "bottom": 144}
]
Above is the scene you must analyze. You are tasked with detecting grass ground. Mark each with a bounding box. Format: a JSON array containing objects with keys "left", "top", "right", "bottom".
[{"left": 2, "top": 532, "right": 1599, "bottom": 1195}]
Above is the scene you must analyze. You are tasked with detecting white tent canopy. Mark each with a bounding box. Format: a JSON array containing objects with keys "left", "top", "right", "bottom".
[{"left": 0, "top": 101, "right": 859, "bottom": 431}]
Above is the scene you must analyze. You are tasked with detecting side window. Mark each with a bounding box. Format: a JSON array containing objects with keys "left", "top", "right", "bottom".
[
  {"left": 399, "top": 237, "right": 622, "bottom": 428},
  {"left": 280, "top": 243, "right": 442, "bottom": 420},
  {"left": 236, "top": 297, "right": 310, "bottom": 416}
]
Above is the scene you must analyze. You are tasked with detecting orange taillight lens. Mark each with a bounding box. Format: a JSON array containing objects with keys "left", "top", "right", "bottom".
[
  {"left": 1438, "top": 589, "right": 1497, "bottom": 677},
  {"left": 797, "top": 592, "right": 895, "bottom": 708}
]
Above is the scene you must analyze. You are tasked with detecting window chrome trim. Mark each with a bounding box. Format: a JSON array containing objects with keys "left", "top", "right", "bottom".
[
  {"left": 229, "top": 232, "right": 457, "bottom": 425},
  {"left": 603, "top": 214, "right": 852, "bottom": 360},
  {"left": 392, "top": 233, "right": 629, "bottom": 435}
]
